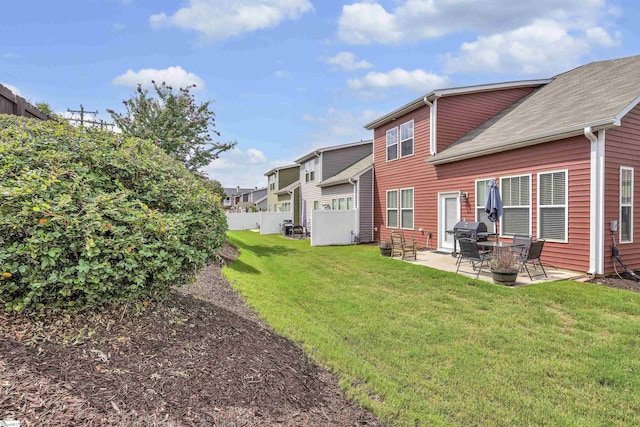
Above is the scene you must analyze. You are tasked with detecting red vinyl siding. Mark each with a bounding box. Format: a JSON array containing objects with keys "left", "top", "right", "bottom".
[
  {"left": 374, "top": 94, "right": 595, "bottom": 273},
  {"left": 604, "top": 105, "right": 640, "bottom": 273},
  {"left": 436, "top": 87, "right": 536, "bottom": 152}
]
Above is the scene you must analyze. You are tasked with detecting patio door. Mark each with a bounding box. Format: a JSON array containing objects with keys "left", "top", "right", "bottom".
[{"left": 439, "top": 192, "right": 460, "bottom": 252}]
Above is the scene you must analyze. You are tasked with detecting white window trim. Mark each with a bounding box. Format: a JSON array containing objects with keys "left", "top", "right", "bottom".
[
  {"left": 386, "top": 189, "right": 399, "bottom": 228},
  {"left": 620, "top": 166, "right": 634, "bottom": 244},
  {"left": 386, "top": 127, "right": 398, "bottom": 162},
  {"left": 399, "top": 120, "right": 415, "bottom": 159},
  {"left": 475, "top": 178, "right": 496, "bottom": 233},
  {"left": 537, "top": 169, "right": 568, "bottom": 243},
  {"left": 500, "top": 173, "right": 532, "bottom": 238},
  {"left": 400, "top": 187, "right": 414, "bottom": 230}
]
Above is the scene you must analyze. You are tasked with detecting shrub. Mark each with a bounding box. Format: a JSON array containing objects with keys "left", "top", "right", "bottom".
[{"left": 0, "top": 115, "right": 228, "bottom": 312}]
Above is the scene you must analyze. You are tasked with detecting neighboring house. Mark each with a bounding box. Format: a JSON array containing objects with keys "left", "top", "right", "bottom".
[
  {"left": 264, "top": 164, "right": 301, "bottom": 219},
  {"left": 236, "top": 187, "right": 268, "bottom": 212},
  {"left": 366, "top": 55, "right": 640, "bottom": 275},
  {"left": 317, "top": 154, "right": 374, "bottom": 243},
  {"left": 254, "top": 194, "right": 268, "bottom": 211},
  {"left": 295, "top": 140, "right": 373, "bottom": 238},
  {"left": 222, "top": 187, "right": 254, "bottom": 210}
]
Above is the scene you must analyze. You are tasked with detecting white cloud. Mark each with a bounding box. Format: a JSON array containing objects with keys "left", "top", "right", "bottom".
[
  {"left": 2, "top": 53, "right": 20, "bottom": 59},
  {"left": 202, "top": 147, "right": 287, "bottom": 187},
  {"left": 274, "top": 70, "right": 291, "bottom": 79},
  {"left": 0, "top": 82, "right": 21, "bottom": 96},
  {"left": 112, "top": 23, "right": 126, "bottom": 32},
  {"left": 324, "top": 52, "right": 373, "bottom": 71},
  {"left": 445, "top": 20, "right": 619, "bottom": 75},
  {"left": 300, "top": 107, "right": 380, "bottom": 150},
  {"left": 347, "top": 68, "right": 450, "bottom": 92},
  {"left": 112, "top": 66, "right": 204, "bottom": 90},
  {"left": 337, "top": 0, "right": 613, "bottom": 45},
  {"left": 150, "top": 0, "right": 313, "bottom": 42}
]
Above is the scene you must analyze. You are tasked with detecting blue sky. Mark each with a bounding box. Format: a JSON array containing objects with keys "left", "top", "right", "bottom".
[{"left": 2, "top": 0, "right": 638, "bottom": 188}]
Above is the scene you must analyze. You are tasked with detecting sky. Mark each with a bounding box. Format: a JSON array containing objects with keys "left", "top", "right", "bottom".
[{"left": 1, "top": 0, "right": 638, "bottom": 188}]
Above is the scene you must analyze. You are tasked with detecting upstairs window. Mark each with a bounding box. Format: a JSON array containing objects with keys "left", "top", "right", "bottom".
[
  {"left": 538, "top": 171, "right": 567, "bottom": 241},
  {"left": 268, "top": 175, "right": 275, "bottom": 191},
  {"left": 501, "top": 175, "right": 530, "bottom": 236},
  {"left": 304, "top": 159, "right": 315, "bottom": 182},
  {"left": 620, "top": 167, "right": 634, "bottom": 243},
  {"left": 386, "top": 127, "right": 398, "bottom": 161},
  {"left": 400, "top": 120, "right": 414, "bottom": 157}
]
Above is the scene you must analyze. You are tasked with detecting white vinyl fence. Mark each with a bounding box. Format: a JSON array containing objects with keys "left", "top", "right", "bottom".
[
  {"left": 226, "top": 211, "right": 293, "bottom": 234},
  {"left": 311, "top": 210, "right": 357, "bottom": 246},
  {"left": 258, "top": 212, "right": 293, "bottom": 234}
]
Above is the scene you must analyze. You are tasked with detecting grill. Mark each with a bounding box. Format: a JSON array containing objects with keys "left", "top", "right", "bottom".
[
  {"left": 452, "top": 221, "right": 488, "bottom": 241},
  {"left": 449, "top": 221, "right": 491, "bottom": 255}
]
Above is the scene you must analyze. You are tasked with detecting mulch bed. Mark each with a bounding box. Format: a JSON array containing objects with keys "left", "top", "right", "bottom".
[
  {"left": 0, "top": 244, "right": 378, "bottom": 426},
  {"left": 587, "top": 270, "right": 640, "bottom": 293}
]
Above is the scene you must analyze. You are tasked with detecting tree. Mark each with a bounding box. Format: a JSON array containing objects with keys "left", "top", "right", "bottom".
[
  {"left": 200, "top": 178, "right": 227, "bottom": 202},
  {"left": 108, "top": 81, "right": 236, "bottom": 172}
]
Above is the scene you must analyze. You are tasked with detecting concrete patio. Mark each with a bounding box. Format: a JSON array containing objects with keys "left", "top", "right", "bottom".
[{"left": 395, "top": 249, "right": 587, "bottom": 286}]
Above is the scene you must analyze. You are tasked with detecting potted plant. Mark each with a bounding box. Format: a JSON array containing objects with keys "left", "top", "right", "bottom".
[
  {"left": 379, "top": 240, "right": 392, "bottom": 257},
  {"left": 490, "top": 249, "right": 520, "bottom": 285}
]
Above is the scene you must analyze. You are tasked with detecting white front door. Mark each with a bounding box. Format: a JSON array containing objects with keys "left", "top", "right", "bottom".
[{"left": 439, "top": 192, "right": 460, "bottom": 251}]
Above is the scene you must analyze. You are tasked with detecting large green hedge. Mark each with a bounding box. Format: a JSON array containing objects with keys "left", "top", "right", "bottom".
[{"left": 0, "top": 115, "right": 227, "bottom": 312}]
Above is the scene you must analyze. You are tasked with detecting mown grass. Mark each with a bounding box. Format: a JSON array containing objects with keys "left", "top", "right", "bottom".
[{"left": 223, "top": 231, "right": 640, "bottom": 426}]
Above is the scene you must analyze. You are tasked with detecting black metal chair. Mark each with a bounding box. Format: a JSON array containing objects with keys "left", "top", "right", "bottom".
[
  {"left": 521, "top": 240, "right": 547, "bottom": 280},
  {"left": 455, "top": 238, "right": 491, "bottom": 278},
  {"left": 511, "top": 234, "right": 532, "bottom": 261}
]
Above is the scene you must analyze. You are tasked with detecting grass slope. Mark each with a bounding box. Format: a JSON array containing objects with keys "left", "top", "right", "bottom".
[{"left": 224, "top": 231, "right": 640, "bottom": 426}]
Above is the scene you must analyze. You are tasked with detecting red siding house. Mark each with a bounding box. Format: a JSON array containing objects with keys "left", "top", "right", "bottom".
[{"left": 366, "top": 55, "right": 640, "bottom": 275}]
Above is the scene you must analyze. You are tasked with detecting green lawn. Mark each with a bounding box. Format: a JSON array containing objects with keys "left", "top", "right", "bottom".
[{"left": 223, "top": 231, "right": 640, "bottom": 426}]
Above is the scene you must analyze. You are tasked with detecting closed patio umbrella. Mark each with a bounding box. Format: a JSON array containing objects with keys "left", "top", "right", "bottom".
[
  {"left": 485, "top": 178, "right": 503, "bottom": 241},
  {"left": 302, "top": 199, "right": 307, "bottom": 228}
]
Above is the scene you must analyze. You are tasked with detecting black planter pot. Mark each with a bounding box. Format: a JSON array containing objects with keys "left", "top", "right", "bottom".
[
  {"left": 380, "top": 247, "right": 392, "bottom": 257},
  {"left": 491, "top": 270, "right": 518, "bottom": 286}
]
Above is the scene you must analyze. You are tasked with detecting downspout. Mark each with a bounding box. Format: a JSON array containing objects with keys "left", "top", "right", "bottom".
[
  {"left": 287, "top": 188, "right": 296, "bottom": 223},
  {"left": 349, "top": 177, "right": 359, "bottom": 242},
  {"left": 585, "top": 126, "right": 605, "bottom": 275},
  {"left": 424, "top": 96, "right": 438, "bottom": 155}
]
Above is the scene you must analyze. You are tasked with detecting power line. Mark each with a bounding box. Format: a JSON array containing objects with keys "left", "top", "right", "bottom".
[
  {"left": 65, "top": 104, "right": 115, "bottom": 130},
  {"left": 67, "top": 104, "right": 97, "bottom": 127}
]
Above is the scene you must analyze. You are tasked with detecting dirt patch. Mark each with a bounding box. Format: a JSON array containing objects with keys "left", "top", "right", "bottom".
[{"left": 0, "top": 244, "right": 378, "bottom": 426}]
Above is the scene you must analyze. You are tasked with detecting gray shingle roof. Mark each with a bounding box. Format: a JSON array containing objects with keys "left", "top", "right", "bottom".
[
  {"left": 275, "top": 180, "right": 300, "bottom": 195},
  {"left": 318, "top": 154, "right": 373, "bottom": 188},
  {"left": 429, "top": 55, "right": 640, "bottom": 164}
]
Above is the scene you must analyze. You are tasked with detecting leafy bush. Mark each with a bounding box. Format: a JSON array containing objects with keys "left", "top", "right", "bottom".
[{"left": 0, "top": 116, "right": 228, "bottom": 312}]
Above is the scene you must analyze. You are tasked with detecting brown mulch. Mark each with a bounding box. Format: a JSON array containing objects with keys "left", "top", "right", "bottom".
[
  {"left": 587, "top": 270, "right": 640, "bottom": 293},
  {"left": 0, "top": 244, "right": 379, "bottom": 426}
]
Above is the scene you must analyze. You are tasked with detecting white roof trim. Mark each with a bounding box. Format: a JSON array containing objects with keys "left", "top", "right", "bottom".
[
  {"left": 613, "top": 95, "right": 640, "bottom": 125},
  {"left": 363, "top": 79, "right": 551, "bottom": 130}
]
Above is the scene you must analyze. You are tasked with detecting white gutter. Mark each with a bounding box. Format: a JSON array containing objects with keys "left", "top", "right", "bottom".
[
  {"left": 585, "top": 126, "right": 605, "bottom": 275},
  {"left": 349, "top": 177, "right": 359, "bottom": 242},
  {"left": 424, "top": 96, "right": 437, "bottom": 155}
]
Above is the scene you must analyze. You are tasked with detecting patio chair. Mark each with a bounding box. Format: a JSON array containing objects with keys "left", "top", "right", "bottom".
[
  {"left": 455, "top": 238, "right": 491, "bottom": 278},
  {"left": 521, "top": 240, "right": 548, "bottom": 280},
  {"left": 511, "top": 234, "right": 532, "bottom": 260},
  {"left": 390, "top": 231, "right": 417, "bottom": 260}
]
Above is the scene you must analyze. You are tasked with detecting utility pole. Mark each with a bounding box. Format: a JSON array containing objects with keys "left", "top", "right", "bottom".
[
  {"left": 65, "top": 105, "right": 115, "bottom": 130},
  {"left": 67, "top": 104, "right": 98, "bottom": 127}
]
